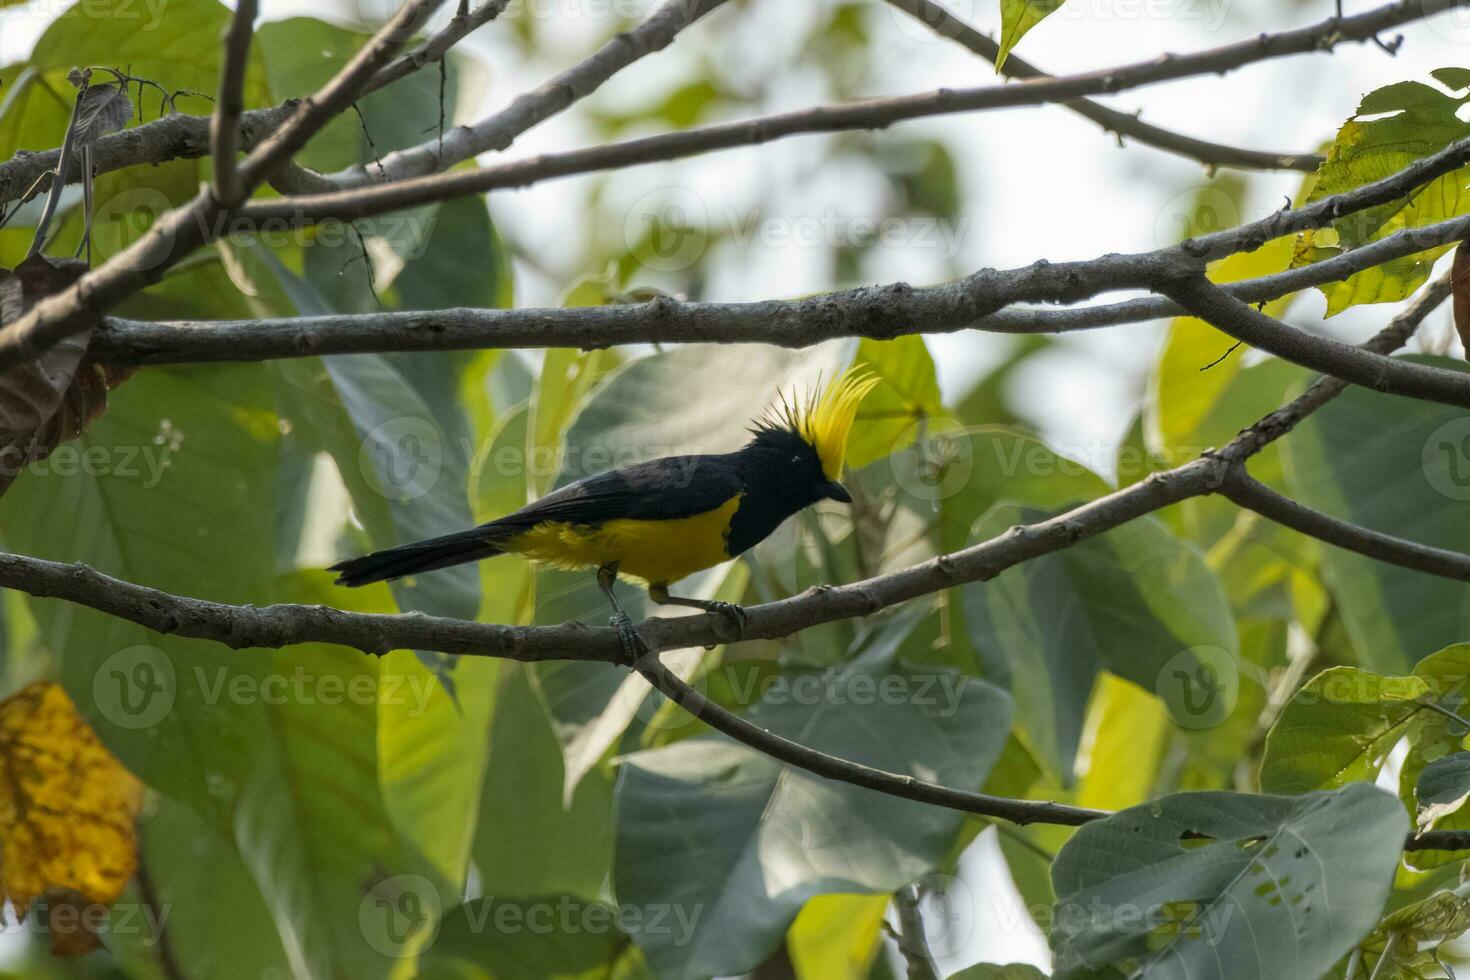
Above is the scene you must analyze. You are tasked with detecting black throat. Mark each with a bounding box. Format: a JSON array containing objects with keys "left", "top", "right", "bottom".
[{"left": 724, "top": 431, "right": 828, "bottom": 556}]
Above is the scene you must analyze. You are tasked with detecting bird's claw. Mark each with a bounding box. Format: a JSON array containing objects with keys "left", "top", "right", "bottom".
[
  {"left": 708, "top": 600, "right": 746, "bottom": 644},
  {"left": 610, "top": 610, "right": 647, "bottom": 666}
]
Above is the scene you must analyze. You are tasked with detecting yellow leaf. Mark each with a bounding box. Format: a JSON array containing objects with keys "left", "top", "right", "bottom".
[
  {"left": 0, "top": 681, "right": 143, "bottom": 955},
  {"left": 788, "top": 893, "right": 889, "bottom": 979}
]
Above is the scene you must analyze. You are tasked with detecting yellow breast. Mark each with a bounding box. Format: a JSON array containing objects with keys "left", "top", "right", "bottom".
[{"left": 500, "top": 495, "right": 742, "bottom": 585}]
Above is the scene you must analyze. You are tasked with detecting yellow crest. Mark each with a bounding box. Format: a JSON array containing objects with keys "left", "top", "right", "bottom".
[{"left": 767, "top": 367, "right": 880, "bottom": 480}]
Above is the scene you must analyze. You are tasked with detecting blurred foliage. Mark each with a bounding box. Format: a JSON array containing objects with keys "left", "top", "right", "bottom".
[{"left": 1, "top": 1, "right": 1469, "bottom": 978}]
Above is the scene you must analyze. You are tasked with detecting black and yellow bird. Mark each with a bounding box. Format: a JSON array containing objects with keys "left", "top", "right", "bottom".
[{"left": 330, "top": 369, "right": 879, "bottom": 657}]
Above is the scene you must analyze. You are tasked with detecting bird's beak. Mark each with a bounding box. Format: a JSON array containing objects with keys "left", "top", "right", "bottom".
[{"left": 822, "top": 480, "right": 852, "bottom": 503}]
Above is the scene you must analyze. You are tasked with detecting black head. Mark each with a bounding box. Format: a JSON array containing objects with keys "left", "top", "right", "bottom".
[{"left": 743, "top": 424, "right": 852, "bottom": 505}]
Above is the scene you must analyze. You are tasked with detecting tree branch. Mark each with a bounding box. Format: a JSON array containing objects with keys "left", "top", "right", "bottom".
[
  {"left": 979, "top": 214, "right": 1470, "bottom": 336},
  {"left": 1219, "top": 470, "right": 1470, "bottom": 581},
  {"left": 210, "top": 0, "right": 258, "bottom": 207},
  {"left": 237, "top": 0, "right": 445, "bottom": 188},
  {"left": 89, "top": 213, "right": 1470, "bottom": 365},
  {"left": 1159, "top": 273, "right": 1470, "bottom": 409},
  {"left": 234, "top": 100, "right": 1470, "bottom": 233},
  {"left": 316, "top": 0, "right": 733, "bottom": 189},
  {"left": 883, "top": 0, "right": 1322, "bottom": 172}
]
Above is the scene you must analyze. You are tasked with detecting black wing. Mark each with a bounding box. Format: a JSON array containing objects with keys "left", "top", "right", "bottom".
[{"left": 485, "top": 453, "right": 745, "bottom": 534}]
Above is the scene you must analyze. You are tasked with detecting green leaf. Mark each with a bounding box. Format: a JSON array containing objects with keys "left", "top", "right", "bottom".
[
  {"left": 1282, "top": 359, "right": 1470, "bottom": 673},
  {"left": 963, "top": 504, "right": 1237, "bottom": 775},
  {"left": 1291, "top": 75, "right": 1470, "bottom": 314},
  {"left": 1259, "top": 666, "right": 1430, "bottom": 794},
  {"left": 1261, "top": 644, "right": 1470, "bottom": 799},
  {"left": 473, "top": 664, "right": 614, "bottom": 902},
  {"left": 1415, "top": 752, "right": 1470, "bottom": 828},
  {"left": 1356, "top": 883, "right": 1470, "bottom": 976},
  {"left": 419, "top": 895, "right": 625, "bottom": 980},
  {"left": 255, "top": 17, "right": 457, "bottom": 173},
  {"left": 1050, "top": 784, "right": 1406, "bottom": 978},
  {"left": 997, "top": 0, "right": 1068, "bottom": 70},
  {"left": 613, "top": 664, "right": 1012, "bottom": 979},
  {"left": 786, "top": 894, "right": 889, "bottom": 980},
  {"left": 137, "top": 796, "right": 290, "bottom": 978},
  {"left": 847, "top": 335, "right": 944, "bottom": 471},
  {"left": 949, "top": 965, "right": 1049, "bottom": 980}
]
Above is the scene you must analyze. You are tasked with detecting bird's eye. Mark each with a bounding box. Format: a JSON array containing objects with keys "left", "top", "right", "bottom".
[{"left": 791, "top": 455, "right": 803, "bottom": 466}]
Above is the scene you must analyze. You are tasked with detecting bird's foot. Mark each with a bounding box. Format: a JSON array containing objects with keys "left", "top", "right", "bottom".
[
  {"left": 706, "top": 600, "right": 746, "bottom": 646},
  {"left": 610, "top": 609, "right": 648, "bottom": 666}
]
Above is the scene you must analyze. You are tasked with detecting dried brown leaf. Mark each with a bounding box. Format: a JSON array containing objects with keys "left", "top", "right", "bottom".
[
  {"left": 0, "top": 254, "right": 128, "bottom": 496},
  {"left": 0, "top": 682, "right": 143, "bottom": 956}
]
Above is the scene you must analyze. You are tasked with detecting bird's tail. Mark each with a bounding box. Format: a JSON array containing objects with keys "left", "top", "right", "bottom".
[{"left": 330, "top": 527, "right": 504, "bottom": 587}]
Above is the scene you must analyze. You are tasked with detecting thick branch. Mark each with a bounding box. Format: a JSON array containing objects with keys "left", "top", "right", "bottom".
[
  {"left": 883, "top": 0, "right": 1321, "bottom": 172},
  {"left": 91, "top": 214, "right": 1470, "bottom": 364},
  {"left": 980, "top": 214, "right": 1470, "bottom": 335},
  {"left": 210, "top": 0, "right": 258, "bottom": 207},
  {"left": 1160, "top": 274, "right": 1470, "bottom": 409},
  {"left": 1219, "top": 470, "right": 1470, "bottom": 581}
]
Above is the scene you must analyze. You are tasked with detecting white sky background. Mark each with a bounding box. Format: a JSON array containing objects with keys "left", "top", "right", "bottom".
[{"left": 3, "top": 0, "right": 1470, "bottom": 972}]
